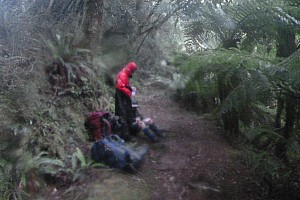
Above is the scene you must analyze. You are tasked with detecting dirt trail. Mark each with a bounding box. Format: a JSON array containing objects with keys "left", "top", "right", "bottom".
[
  {"left": 50, "top": 84, "right": 263, "bottom": 200},
  {"left": 133, "top": 85, "right": 262, "bottom": 200}
]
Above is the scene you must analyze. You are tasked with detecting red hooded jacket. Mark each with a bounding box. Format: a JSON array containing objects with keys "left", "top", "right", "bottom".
[{"left": 116, "top": 62, "right": 138, "bottom": 97}]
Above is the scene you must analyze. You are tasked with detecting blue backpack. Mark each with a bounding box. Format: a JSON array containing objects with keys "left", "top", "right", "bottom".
[{"left": 91, "top": 134, "right": 148, "bottom": 172}]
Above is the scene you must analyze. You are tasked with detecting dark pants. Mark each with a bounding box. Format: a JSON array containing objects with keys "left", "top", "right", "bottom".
[{"left": 115, "top": 89, "right": 136, "bottom": 140}]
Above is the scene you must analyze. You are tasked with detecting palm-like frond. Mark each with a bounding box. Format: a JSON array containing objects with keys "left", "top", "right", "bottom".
[
  {"left": 182, "top": 48, "right": 274, "bottom": 126},
  {"left": 267, "top": 48, "right": 300, "bottom": 98},
  {"left": 182, "top": 1, "right": 237, "bottom": 51},
  {"left": 28, "top": 0, "right": 85, "bottom": 19},
  {"left": 49, "top": 0, "right": 84, "bottom": 15},
  {"left": 41, "top": 33, "right": 90, "bottom": 64},
  {"left": 224, "top": 0, "right": 300, "bottom": 51},
  {"left": 181, "top": 0, "right": 300, "bottom": 53}
]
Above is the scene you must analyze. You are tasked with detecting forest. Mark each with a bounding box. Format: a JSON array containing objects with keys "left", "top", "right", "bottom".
[{"left": 0, "top": 0, "right": 300, "bottom": 199}]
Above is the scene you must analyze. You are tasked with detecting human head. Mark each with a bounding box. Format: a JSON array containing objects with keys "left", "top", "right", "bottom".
[{"left": 124, "top": 61, "right": 138, "bottom": 77}]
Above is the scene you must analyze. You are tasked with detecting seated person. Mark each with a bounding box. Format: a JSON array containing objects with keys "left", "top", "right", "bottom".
[{"left": 129, "top": 109, "right": 164, "bottom": 143}]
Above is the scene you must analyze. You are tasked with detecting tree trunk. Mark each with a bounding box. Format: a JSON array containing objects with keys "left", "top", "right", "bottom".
[
  {"left": 274, "top": 28, "right": 298, "bottom": 158},
  {"left": 276, "top": 28, "right": 297, "bottom": 57},
  {"left": 276, "top": 28, "right": 297, "bottom": 138},
  {"left": 221, "top": 109, "right": 240, "bottom": 137},
  {"left": 218, "top": 75, "right": 240, "bottom": 137},
  {"left": 79, "top": 0, "right": 103, "bottom": 48},
  {"left": 275, "top": 92, "right": 284, "bottom": 128},
  {"left": 284, "top": 96, "right": 297, "bottom": 139},
  {"left": 297, "top": 100, "right": 300, "bottom": 130}
]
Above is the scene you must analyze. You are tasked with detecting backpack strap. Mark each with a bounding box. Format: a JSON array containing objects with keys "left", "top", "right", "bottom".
[{"left": 102, "top": 118, "right": 112, "bottom": 137}]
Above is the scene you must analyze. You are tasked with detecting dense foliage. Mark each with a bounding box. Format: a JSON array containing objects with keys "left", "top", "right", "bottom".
[
  {"left": 174, "top": 0, "right": 300, "bottom": 198},
  {"left": 0, "top": 0, "right": 299, "bottom": 199}
]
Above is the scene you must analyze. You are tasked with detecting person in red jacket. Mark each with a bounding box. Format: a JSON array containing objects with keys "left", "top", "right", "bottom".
[{"left": 115, "top": 61, "right": 138, "bottom": 141}]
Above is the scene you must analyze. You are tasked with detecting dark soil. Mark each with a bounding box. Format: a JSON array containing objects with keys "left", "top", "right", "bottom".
[
  {"left": 46, "top": 84, "right": 265, "bottom": 200},
  {"left": 134, "top": 85, "right": 264, "bottom": 200}
]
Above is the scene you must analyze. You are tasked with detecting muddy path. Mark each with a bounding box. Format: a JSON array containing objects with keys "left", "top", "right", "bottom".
[
  {"left": 49, "top": 84, "right": 263, "bottom": 200},
  {"left": 133, "top": 85, "right": 263, "bottom": 200}
]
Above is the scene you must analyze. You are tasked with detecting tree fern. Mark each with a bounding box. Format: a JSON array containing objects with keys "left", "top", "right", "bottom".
[
  {"left": 274, "top": 48, "right": 300, "bottom": 88},
  {"left": 181, "top": 1, "right": 238, "bottom": 51},
  {"left": 181, "top": 48, "right": 274, "bottom": 131},
  {"left": 245, "top": 127, "right": 285, "bottom": 148},
  {"left": 224, "top": 0, "right": 300, "bottom": 53},
  {"left": 41, "top": 33, "right": 91, "bottom": 64},
  {"left": 179, "top": 0, "right": 300, "bottom": 54}
]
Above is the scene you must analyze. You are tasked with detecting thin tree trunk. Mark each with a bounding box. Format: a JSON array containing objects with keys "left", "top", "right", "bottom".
[
  {"left": 284, "top": 96, "right": 297, "bottom": 139},
  {"left": 48, "top": 0, "right": 55, "bottom": 12},
  {"left": 275, "top": 92, "right": 284, "bottom": 128},
  {"left": 276, "top": 28, "right": 297, "bottom": 138},
  {"left": 218, "top": 75, "right": 240, "bottom": 137},
  {"left": 276, "top": 29, "right": 297, "bottom": 57},
  {"left": 297, "top": 100, "right": 300, "bottom": 130},
  {"left": 274, "top": 28, "right": 298, "bottom": 158}
]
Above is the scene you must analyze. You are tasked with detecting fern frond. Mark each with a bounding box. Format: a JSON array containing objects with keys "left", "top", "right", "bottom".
[
  {"left": 41, "top": 33, "right": 90, "bottom": 64},
  {"left": 182, "top": 48, "right": 274, "bottom": 126},
  {"left": 245, "top": 126, "right": 284, "bottom": 142},
  {"left": 72, "top": 147, "right": 87, "bottom": 169},
  {"left": 90, "top": 162, "right": 107, "bottom": 168},
  {"left": 182, "top": 0, "right": 300, "bottom": 53},
  {"left": 21, "top": 152, "right": 65, "bottom": 176},
  {"left": 267, "top": 48, "right": 300, "bottom": 97},
  {"left": 35, "top": 158, "right": 64, "bottom": 168}
]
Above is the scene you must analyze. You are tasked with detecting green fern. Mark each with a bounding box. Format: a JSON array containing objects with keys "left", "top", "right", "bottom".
[
  {"left": 71, "top": 148, "right": 86, "bottom": 170},
  {"left": 244, "top": 127, "right": 285, "bottom": 150},
  {"left": 41, "top": 33, "right": 91, "bottom": 64},
  {"left": 286, "top": 140, "right": 300, "bottom": 164},
  {"left": 181, "top": 0, "right": 300, "bottom": 54},
  {"left": 0, "top": 159, "right": 11, "bottom": 200},
  {"left": 181, "top": 48, "right": 274, "bottom": 129},
  {"left": 0, "top": 159, "right": 29, "bottom": 200},
  {"left": 274, "top": 49, "right": 300, "bottom": 91},
  {"left": 21, "top": 151, "right": 65, "bottom": 184},
  {"left": 70, "top": 147, "right": 106, "bottom": 182},
  {"left": 48, "top": 0, "right": 85, "bottom": 16},
  {"left": 244, "top": 148, "right": 289, "bottom": 184}
]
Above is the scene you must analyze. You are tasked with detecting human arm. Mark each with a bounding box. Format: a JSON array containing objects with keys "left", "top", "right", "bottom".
[
  {"left": 143, "top": 118, "right": 153, "bottom": 126},
  {"left": 116, "top": 73, "right": 133, "bottom": 96}
]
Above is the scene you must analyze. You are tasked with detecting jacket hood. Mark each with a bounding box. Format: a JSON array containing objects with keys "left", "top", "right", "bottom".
[{"left": 124, "top": 62, "right": 138, "bottom": 76}]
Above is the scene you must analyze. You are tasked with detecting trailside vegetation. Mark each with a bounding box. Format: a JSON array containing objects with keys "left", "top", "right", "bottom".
[
  {"left": 0, "top": 0, "right": 183, "bottom": 199},
  {"left": 0, "top": 0, "right": 300, "bottom": 199},
  {"left": 175, "top": 0, "right": 300, "bottom": 198}
]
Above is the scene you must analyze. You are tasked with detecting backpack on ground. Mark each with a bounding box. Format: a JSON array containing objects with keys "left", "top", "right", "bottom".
[
  {"left": 91, "top": 134, "right": 148, "bottom": 172},
  {"left": 84, "top": 111, "right": 112, "bottom": 141}
]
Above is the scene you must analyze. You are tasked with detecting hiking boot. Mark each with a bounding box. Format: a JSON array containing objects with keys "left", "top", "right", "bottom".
[
  {"left": 149, "top": 124, "right": 165, "bottom": 139},
  {"left": 151, "top": 137, "right": 161, "bottom": 143},
  {"left": 127, "top": 144, "right": 148, "bottom": 172}
]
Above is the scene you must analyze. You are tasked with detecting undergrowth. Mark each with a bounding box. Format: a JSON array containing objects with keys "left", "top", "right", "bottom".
[
  {"left": 0, "top": 28, "right": 115, "bottom": 198},
  {"left": 173, "top": 48, "right": 300, "bottom": 198}
]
